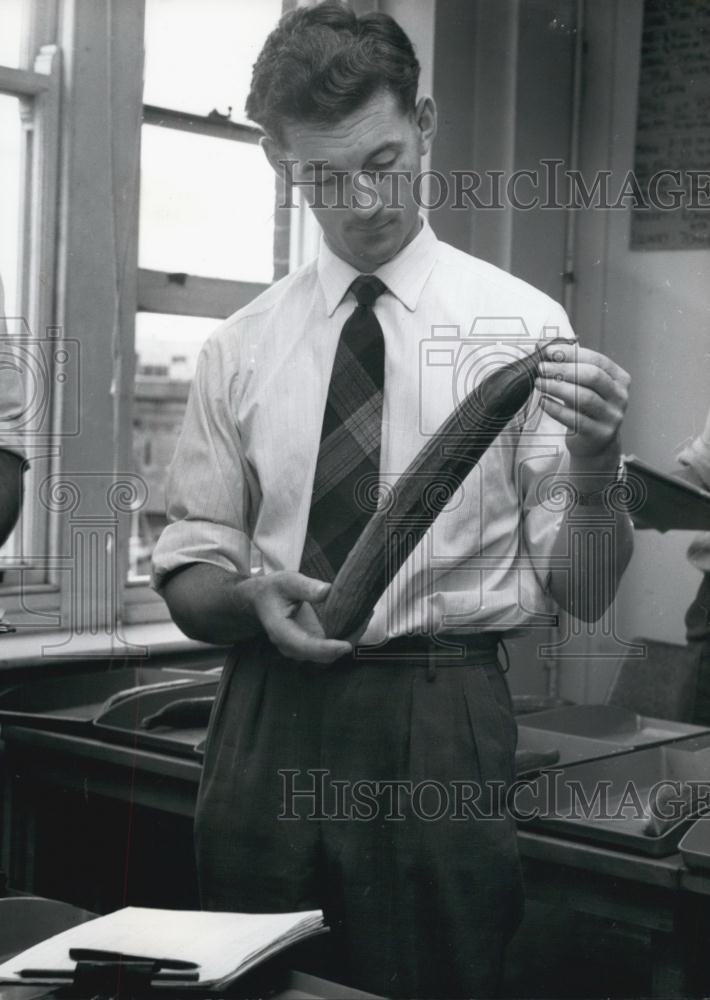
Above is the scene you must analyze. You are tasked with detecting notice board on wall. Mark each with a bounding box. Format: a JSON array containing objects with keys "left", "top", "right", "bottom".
[{"left": 631, "top": 0, "right": 710, "bottom": 250}]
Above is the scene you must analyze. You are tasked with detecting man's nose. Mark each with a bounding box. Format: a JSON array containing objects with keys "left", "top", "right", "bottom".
[{"left": 350, "top": 172, "right": 384, "bottom": 219}]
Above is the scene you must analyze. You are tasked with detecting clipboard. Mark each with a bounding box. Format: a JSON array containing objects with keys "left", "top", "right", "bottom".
[{"left": 622, "top": 455, "right": 710, "bottom": 532}]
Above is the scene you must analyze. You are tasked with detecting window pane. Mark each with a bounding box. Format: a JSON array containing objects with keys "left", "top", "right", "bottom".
[
  {"left": 143, "top": 0, "right": 283, "bottom": 120},
  {"left": 139, "top": 124, "right": 276, "bottom": 283},
  {"left": 0, "top": 94, "right": 23, "bottom": 564},
  {"left": 130, "top": 312, "right": 218, "bottom": 580},
  {"left": 0, "top": 0, "right": 26, "bottom": 69},
  {"left": 0, "top": 94, "right": 22, "bottom": 317}
]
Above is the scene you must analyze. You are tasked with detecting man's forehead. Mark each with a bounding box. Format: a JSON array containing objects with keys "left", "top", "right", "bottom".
[{"left": 281, "top": 91, "right": 410, "bottom": 168}]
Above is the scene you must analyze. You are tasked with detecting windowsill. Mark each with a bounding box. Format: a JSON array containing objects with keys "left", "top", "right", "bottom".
[{"left": 0, "top": 620, "right": 225, "bottom": 671}]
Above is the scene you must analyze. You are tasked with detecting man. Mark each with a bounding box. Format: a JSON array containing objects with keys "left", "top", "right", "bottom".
[
  {"left": 152, "top": 4, "right": 633, "bottom": 996},
  {"left": 0, "top": 275, "right": 25, "bottom": 546},
  {"left": 676, "top": 406, "right": 710, "bottom": 724}
]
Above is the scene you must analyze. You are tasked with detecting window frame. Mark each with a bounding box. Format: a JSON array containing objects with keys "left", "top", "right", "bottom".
[
  {"left": 0, "top": 41, "right": 61, "bottom": 600},
  {"left": 125, "top": 7, "right": 288, "bottom": 618},
  {"left": 0, "top": 0, "right": 291, "bottom": 645}
]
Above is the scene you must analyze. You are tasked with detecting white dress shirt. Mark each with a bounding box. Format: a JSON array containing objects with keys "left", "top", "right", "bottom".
[{"left": 152, "top": 220, "right": 574, "bottom": 642}]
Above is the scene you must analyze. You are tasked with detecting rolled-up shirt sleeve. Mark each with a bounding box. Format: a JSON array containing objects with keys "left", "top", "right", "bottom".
[{"left": 151, "top": 331, "right": 254, "bottom": 591}]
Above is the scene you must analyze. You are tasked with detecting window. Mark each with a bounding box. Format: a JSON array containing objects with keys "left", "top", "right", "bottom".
[
  {"left": 0, "top": 1, "right": 295, "bottom": 644},
  {"left": 0, "top": 94, "right": 23, "bottom": 320},
  {"left": 0, "top": 11, "right": 61, "bottom": 606},
  {"left": 0, "top": 0, "right": 26, "bottom": 69},
  {"left": 131, "top": 312, "right": 219, "bottom": 580},
  {"left": 127, "top": 0, "right": 285, "bottom": 597}
]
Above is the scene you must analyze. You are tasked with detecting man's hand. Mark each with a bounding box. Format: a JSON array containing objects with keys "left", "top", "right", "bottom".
[
  {"left": 244, "top": 571, "right": 353, "bottom": 664},
  {"left": 536, "top": 343, "right": 630, "bottom": 466},
  {"left": 540, "top": 343, "right": 635, "bottom": 621}
]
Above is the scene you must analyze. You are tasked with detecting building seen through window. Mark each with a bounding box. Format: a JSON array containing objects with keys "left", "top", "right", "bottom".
[{"left": 129, "top": 0, "right": 285, "bottom": 580}]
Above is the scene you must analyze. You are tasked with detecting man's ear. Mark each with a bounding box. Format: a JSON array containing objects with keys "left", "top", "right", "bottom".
[
  {"left": 414, "top": 96, "right": 437, "bottom": 155},
  {"left": 260, "top": 135, "right": 290, "bottom": 179}
]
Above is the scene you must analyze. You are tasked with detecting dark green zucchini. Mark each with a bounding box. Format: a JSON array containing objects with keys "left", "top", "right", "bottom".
[{"left": 316, "top": 339, "right": 568, "bottom": 640}]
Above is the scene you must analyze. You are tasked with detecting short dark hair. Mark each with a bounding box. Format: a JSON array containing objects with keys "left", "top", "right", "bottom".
[{"left": 246, "top": 1, "right": 420, "bottom": 142}]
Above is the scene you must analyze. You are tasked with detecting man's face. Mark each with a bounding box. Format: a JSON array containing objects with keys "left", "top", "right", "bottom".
[{"left": 268, "top": 89, "right": 437, "bottom": 272}]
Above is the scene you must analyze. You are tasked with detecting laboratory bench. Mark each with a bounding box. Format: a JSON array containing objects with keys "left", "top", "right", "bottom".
[
  {"left": 3, "top": 723, "right": 710, "bottom": 997},
  {"left": 3, "top": 670, "right": 710, "bottom": 997}
]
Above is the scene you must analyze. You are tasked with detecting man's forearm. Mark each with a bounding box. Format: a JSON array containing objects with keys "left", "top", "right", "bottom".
[
  {"left": 160, "top": 562, "right": 263, "bottom": 645},
  {"left": 159, "top": 562, "right": 352, "bottom": 663},
  {"left": 548, "top": 455, "right": 634, "bottom": 622}
]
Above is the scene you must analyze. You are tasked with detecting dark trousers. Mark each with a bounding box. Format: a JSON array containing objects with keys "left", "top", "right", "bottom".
[{"left": 194, "top": 637, "right": 524, "bottom": 999}]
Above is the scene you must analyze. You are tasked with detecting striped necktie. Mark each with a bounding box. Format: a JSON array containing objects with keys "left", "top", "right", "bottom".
[{"left": 300, "top": 275, "right": 387, "bottom": 582}]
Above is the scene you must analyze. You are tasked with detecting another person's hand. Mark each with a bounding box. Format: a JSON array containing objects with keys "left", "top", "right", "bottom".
[
  {"left": 243, "top": 570, "right": 353, "bottom": 663},
  {"left": 536, "top": 343, "right": 630, "bottom": 466}
]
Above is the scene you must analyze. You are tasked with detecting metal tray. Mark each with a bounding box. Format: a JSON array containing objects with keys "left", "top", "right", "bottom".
[
  {"left": 678, "top": 816, "right": 710, "bottom": 872},
  {"left": 93, "top": 683, "right": 218, "bottom": 758},
  {"left": 520, "top": 704, "right": 709, "bottom": 746},
  {"left": 0, "top": 667, "right": 218, "bottom": 734},
  {"left": 516, "top": 725, "right": 631, "bottom": 771},
  {"left": 516, "top": 734, "right": 710, "bottom": 856},
  {"left": 512, "top": 695, "right": 572, "bottom": 716}
]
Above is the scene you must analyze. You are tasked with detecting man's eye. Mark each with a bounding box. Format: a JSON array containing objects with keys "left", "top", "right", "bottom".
[{"left": 368, "top": 160, "right": 397, "bottom": 177}]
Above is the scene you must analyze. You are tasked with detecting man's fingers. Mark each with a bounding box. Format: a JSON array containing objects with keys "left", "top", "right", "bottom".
[
  {"left": 249, "top": 571, "right": 354, "bottom": 663},
  {"left": 270, "top": 616, "right": 352, "bottom": 663},
  {"left": 541, "top": 344, "right": 631, "bottom": 388},
  {"left": 539, "top": 392, "right": 620, "bottom": 442},
  {"left": 536, "top": 378, "right": 609, "bottom": 420},
  {"left": 538, "top": 362, "right": 628, "bottom": 406},
  {"left": 275, "top": 571, "right": 331, "bottom": 604},
  {"left": 536, "top": 378, "right": 626, "bottom": 435}
]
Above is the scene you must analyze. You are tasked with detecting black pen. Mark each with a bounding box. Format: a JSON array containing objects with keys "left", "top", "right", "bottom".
[
  {"left": 68, "top": 948, "right": 200, "bottom": 970},
  {"left": 19, "top": 967, "right": 200, "bottom": 982}
]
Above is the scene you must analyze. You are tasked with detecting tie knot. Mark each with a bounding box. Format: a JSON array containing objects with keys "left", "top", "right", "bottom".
[{"left": 350, "top": 275, "right": 387, "bottom": 308}]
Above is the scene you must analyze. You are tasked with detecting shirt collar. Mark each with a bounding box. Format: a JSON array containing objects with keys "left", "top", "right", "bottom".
[{"left": 317, "top": 217, "right": 439, "bottom": 317}]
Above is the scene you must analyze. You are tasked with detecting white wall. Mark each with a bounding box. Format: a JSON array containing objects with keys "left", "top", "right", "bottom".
[
  {"left": 427, "top": 0, "right": 709, "bottom": 702},
  {"left": 570, "top": 0, "right": 710, "bottom": 700}
]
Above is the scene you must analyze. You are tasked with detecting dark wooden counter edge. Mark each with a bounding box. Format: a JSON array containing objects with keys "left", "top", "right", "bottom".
[
  {"left": 7, "top": 723, "right": 710, "bottom": 900},
  {"left": 0, "top": 968, "right": 381, "bottom": 1000},
  {"left": 516, "top": 828, "right": 684, "bottom": 889},
  {"left": 0, "top": 724, "right": 202, "bottom": 784}
]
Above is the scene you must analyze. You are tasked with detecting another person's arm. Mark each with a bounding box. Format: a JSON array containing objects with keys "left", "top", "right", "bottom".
[
  {"left": 676, "top": 406, "right": 710, "bottom": 491},
  {"left": 0, "top": 277, "right": 24, "bottom": 546},
  {"left": 0, "top": 449, "right": 23, "bottom": 546}
]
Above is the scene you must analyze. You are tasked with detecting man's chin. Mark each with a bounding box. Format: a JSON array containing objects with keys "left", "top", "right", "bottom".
[{"left": 347, "top": 230, "right": 407, "bottom": 270}]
